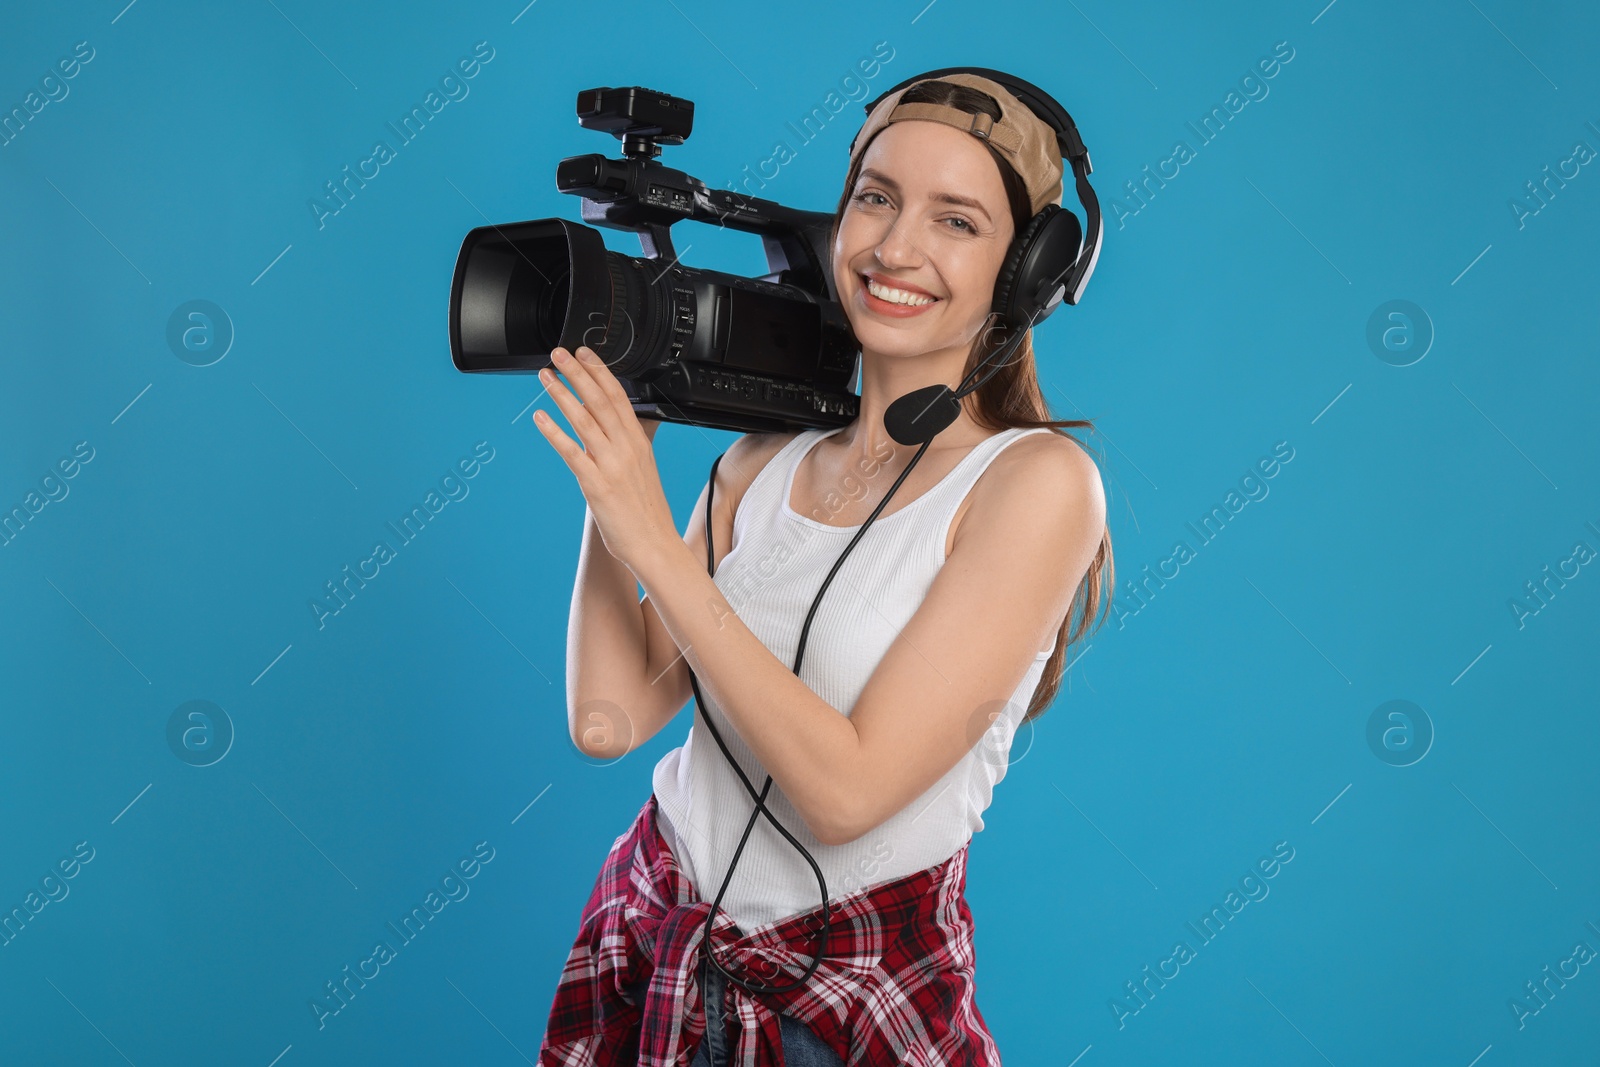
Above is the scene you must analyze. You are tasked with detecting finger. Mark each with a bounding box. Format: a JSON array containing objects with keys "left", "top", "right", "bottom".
[
  {"left": 573, "top": 346, "right": 654, "bottom": 445},
  {"left": 541, "top": 364, "right": 610, "bottom": 448},
  {"left": 575, "top": 345, "right": 637, "bottom": 410},
  {"left": 532, "top": 406, "right": 594, "bottom": 477},
  {"left": 550, "top": 346, "right": 625, "bottom": 441}
]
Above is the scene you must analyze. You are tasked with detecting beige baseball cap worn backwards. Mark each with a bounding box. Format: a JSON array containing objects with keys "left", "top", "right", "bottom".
[{"left": 848, "top": 72, "right": 1066, "bottom": 216}]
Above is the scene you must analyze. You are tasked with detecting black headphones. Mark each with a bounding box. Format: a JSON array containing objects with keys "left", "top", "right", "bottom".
[
  {"left": 686, "top": 66, "right": 1101, "bottom": 1013},
  {"left": 851, "top": 66, "right": 1103, "bottom": 327}
]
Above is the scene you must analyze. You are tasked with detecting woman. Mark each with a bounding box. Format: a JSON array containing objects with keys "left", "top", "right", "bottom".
[{"left": 535, "top": 73, "right": 1113, "bottom": 1066}]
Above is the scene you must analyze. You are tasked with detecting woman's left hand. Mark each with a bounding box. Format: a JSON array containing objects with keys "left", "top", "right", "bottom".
[{"left": 533, "top": 345, "right": 676, "bottom": 576}]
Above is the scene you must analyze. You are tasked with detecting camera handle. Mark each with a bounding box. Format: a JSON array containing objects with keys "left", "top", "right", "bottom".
[
  {"left": 635, "top": 222, "right": 676, "bottom": 264},
  {"left": 563, "top": 151, "right": 840, "bottom": 302}
]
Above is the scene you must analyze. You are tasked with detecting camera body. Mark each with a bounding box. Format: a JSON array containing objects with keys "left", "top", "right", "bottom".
[{"left": 448, "top": 85, "right": 862, "bottom": 434}]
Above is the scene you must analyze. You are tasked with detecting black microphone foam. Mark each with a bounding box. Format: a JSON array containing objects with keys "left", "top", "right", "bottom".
[{"left": 883, "top": 384, "right": 960, "bottom": 446}]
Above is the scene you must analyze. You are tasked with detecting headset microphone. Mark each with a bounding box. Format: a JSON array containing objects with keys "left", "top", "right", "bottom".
[{"left": 882, "top": 293, "right": 1056, "bottom": 446}]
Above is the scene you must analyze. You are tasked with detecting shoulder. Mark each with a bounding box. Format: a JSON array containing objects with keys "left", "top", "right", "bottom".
[
  {"left": 705, "top": 428, "right": 808, "bottom": 528},
  {"left": 952, "top": 429, "right": 1105, "bottom": 556},
  {"left": 1005, "top": 428, "right": 1101, "bottom": 485},
  {"left": 726, "top": 427, "right": 805, "bottom": 476},
  {"left": 719, "top": 428, "right": 805, "bottom": 498}
]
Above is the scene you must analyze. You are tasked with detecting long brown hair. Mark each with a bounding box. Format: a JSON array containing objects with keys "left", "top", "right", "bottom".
[{"left": 830, "top": 78, "right": 1115, "bottom": 722}]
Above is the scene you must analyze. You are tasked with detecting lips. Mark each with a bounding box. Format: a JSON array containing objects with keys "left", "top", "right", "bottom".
[
  {"left": 858, "top": 272, "right": 941, "bottom": 317},
  {"left": 860, "top": 272, "right": 940, "bottom": 301}
]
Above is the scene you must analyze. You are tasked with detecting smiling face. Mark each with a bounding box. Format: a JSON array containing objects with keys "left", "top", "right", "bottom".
[{"left": 832, "top": 119, "right": 1017, "bottom": 366}]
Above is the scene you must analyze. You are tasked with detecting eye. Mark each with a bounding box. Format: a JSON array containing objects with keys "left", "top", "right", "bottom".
[
  {"left": 945, "top": 216, "right": 974, "bottom": 233},
  {"left": 852, "top": 191, "right": 889, "bottom": 207}
]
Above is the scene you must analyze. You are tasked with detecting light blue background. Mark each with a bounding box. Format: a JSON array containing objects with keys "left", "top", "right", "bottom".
[{"left": 2, "top": 1, "right": 1597, "bottom": 1064}]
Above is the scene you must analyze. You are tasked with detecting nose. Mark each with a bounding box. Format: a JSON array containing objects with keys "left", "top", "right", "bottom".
[{"left": 873, "top": 219, "right": 925, "bottom": 270}]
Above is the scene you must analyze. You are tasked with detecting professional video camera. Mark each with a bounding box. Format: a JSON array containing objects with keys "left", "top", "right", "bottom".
[{"left": 447, "top": 85, "right": 861, "bottom": 434}]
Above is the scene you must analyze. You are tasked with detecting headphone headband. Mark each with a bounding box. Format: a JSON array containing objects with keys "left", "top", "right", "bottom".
[{"left": 855, "top": 65, "right": 1092, "bottom": 174}]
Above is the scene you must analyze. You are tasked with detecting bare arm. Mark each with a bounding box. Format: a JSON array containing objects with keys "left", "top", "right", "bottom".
[
  {"left": 564, "top": 418, "right": 676, "bottom": 759},
  {"left": 566, "top": 425, "right": 769, "bottom": 760},
  {"left": 626, "top": 432, "right": 1105, "bottom": 846},
  {"left": 838, "top": 435, "right": 1105, "bottom": 841}
]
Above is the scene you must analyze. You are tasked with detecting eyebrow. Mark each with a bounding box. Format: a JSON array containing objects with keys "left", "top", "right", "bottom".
[{"left": 856, "top": 168, "right": 992, "bottom": 221}]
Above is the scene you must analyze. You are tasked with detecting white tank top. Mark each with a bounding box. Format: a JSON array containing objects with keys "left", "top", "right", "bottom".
[{"left": 650, "top": 425, "right": 1058, "bottom": 932}]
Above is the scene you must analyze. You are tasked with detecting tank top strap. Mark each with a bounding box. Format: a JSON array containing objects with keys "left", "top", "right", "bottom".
[
  {"left": 919, "top": 426, "right": 1058, "bottom": 529},
  {"left": 732, "top": 428, "right": 835, "bottom": 540}
]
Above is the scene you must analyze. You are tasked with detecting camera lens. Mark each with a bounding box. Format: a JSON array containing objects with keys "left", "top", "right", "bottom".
[
  {"left": 451, "top": 220, "right": 595, "bottom": 372},
  {"left": 505, "top": 257, "right": 569, "bottom": 358}
]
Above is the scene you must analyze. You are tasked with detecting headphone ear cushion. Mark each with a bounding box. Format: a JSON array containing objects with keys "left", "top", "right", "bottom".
[{"left": 990, "top": 206, "right": 1060, "bottom": 329}]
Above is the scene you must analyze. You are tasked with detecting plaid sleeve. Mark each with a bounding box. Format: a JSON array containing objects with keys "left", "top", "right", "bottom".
[{"left": 538, "top": 794, "right": 1001, "bottom": 1067}]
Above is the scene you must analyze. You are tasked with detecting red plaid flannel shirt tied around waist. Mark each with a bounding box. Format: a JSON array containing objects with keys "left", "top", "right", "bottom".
[{"left": 537, "top": 793, "right": 1000, "bottom": 1067}]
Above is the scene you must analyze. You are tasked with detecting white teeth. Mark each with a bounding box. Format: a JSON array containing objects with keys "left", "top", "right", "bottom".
[{"left": 864, "top": 277, "right": 936, "bottom": 306}]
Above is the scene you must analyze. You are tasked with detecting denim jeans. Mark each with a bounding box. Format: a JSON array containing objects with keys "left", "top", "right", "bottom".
[{"left": 625, "top": 962, "right": 843, "bottom": 1067}]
